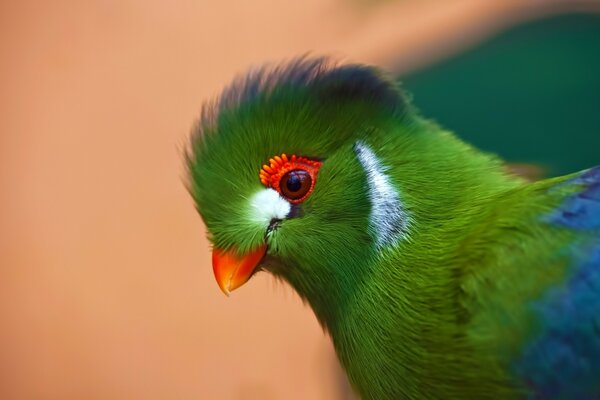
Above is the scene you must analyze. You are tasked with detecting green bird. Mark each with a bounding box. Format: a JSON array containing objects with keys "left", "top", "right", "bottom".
[{"left": 186, "top": 57, "right": 600, "bottom": 399}]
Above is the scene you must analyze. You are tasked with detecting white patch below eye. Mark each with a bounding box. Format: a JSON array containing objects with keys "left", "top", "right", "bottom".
[
  {"left": 354, "top": 140, "right": 410, "bottom": 250},
  {"left": 249, "top": 188, "right": 291, "bottom": 226}
]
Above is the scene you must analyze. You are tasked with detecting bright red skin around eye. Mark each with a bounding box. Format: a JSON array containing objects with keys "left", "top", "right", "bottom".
[{"left": 259, "top": 153, "right": 321, "bottom": 204}]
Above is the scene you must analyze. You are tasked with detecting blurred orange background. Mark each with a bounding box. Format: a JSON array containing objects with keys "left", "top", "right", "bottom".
[{"left": 1, "top": 1, "right": 597, "bottom": 399}]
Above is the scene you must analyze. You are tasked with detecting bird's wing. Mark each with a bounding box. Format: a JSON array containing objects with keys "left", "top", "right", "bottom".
[{"left": 513, "top": 166, "right": 600, "bottom": 399}]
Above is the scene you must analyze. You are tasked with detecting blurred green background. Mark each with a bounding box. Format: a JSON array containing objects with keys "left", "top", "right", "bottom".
[{"left": 402, "top": 13, "right": 600, "bottom": 176}]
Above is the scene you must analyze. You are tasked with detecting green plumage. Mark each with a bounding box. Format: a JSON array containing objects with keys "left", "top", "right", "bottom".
[{"left": 187, "top": 58, "right": 600, "bottom": 399}]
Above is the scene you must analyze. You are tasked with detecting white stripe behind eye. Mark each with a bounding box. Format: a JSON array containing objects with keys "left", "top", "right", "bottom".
[{"left": 354, "top": 140, "right": 410, "bottom": 250}]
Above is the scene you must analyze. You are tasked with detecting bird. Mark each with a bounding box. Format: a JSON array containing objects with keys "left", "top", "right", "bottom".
[{"left": 185, "top": 57, "right": 600, "bottom": 399}]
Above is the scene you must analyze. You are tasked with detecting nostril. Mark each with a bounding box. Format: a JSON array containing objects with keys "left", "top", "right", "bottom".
[{"left": 267, "top": 218, "right": 282, "bottom": 234}]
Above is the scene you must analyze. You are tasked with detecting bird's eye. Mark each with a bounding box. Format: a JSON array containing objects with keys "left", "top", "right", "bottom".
[
  {"left": 280, "top": 169, "right": 312, "bottom": 201},
  {"left": 259, "top": 153, "right": 322, "bottom": 204}
]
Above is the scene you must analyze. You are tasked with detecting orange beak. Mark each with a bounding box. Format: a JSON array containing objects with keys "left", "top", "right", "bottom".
[{"left": 212, "top": 244, "right": 267, "bottom": 295}]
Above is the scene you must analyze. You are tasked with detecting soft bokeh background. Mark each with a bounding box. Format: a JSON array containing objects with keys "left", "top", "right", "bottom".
[
  {"left": 1, "top": 1, "right": 599, "bottom": 399},
  {"left": 402, "top": 12, "right": 600, "bottom": 176}
]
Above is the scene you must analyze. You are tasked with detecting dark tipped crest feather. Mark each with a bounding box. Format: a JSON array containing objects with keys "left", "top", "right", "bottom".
[{"left": 191, "top": 56, "right": 406, "bottom": 143}]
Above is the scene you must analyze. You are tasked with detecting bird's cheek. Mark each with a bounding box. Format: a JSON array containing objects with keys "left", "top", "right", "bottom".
[{"left": 212, "top": 244, "right": 267, "bottom": 295}]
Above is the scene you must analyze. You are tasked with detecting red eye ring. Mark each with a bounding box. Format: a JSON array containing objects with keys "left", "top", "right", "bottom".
[{"left": 259, "top": 153, "right": 322, "bottom": 204}]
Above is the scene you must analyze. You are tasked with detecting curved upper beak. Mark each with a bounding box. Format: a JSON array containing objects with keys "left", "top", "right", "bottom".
[{"left": 212, "top": 244, "right": 267, "bottom": 295}]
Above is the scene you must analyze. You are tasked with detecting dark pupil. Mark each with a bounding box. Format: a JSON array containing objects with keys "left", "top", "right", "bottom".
[
  {"left": 286, "top": 172, "right": 303, "bottom": 192},
  {"left": 280, "top": 169, "right": 312, "bottom": 201}
]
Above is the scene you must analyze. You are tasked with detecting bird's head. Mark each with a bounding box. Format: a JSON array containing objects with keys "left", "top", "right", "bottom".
[{"left": 187, "top": 57, "right": 415, "bottom": 320}]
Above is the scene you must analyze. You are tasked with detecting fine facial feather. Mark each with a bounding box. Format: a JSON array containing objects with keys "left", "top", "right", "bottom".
[{"left": 249, "top": 188, "right": 291, "bottom": 227}]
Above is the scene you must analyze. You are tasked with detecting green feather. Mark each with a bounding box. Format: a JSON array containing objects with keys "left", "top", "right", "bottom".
[{"left": 186, "top": 57, "right": 599, "bottom": 399}]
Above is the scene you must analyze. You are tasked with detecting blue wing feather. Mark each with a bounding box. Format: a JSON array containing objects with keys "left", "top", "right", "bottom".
[
  {"left": 517, "top": 244, "right": 600, "bottom": 399},
  {"left": 515, "top": 167, "right": 600, "bottom": 399},
  {"left": 548, "top": 167, "right": 600, "bottom": 230}
]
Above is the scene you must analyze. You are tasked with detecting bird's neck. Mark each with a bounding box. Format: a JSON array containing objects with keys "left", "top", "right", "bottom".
[
  {"left": 289, "top": 120, "right": 527, "bottom": 331},
  {"left": 288, "top": 123, "right": 527, "bottom": 397}
]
